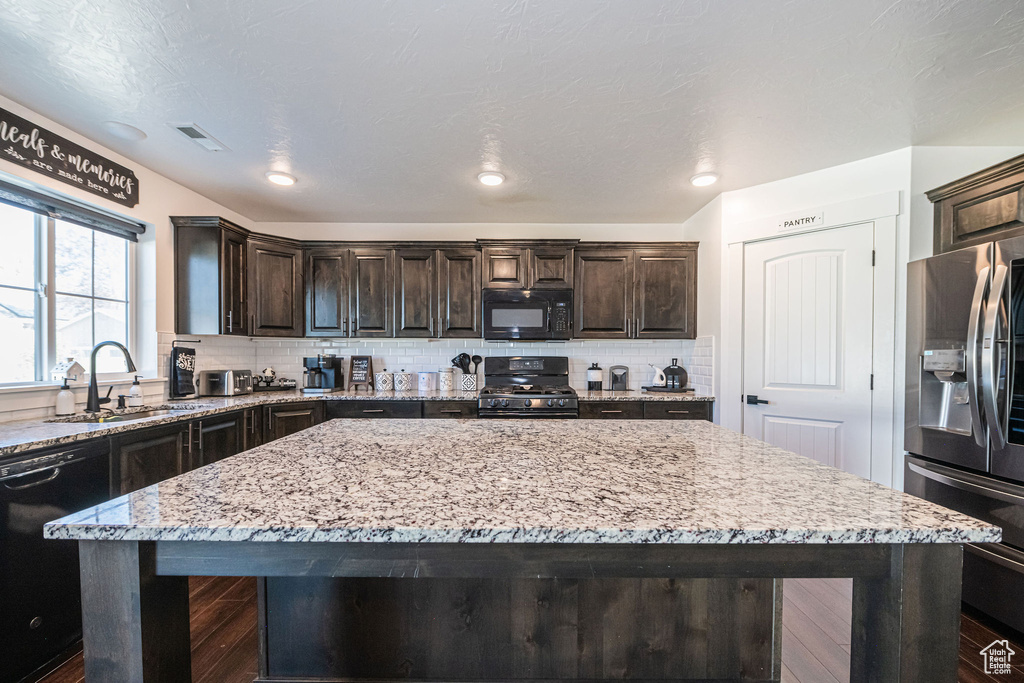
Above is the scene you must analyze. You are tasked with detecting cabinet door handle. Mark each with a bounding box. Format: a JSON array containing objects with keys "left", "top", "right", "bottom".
[
  {"left": 227, "top": 310, "right": 233, "bottom": 331},
  {"left": 249, "top": 410, "right": 256, "bottom": 434},
  {"left": 635, "top": 317, "right": 640, "bottom": 337},
  {"left": 362, "top": 409, "right": 385, "bottom": 413},
  {"left": 187, "top": 423, "right": 193, "bottom": 455},
  {"left": 197, "top": 422, "right": 203, "bottom": 451},
  {"left": 601, "top": 410, "right": 623, "bottom": 414},
  {"left": 625, "top": 318, "right": 630, "bottom": 336}
]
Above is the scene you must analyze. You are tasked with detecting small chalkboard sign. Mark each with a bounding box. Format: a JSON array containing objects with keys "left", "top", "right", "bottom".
[{"left": 348, "top": 356, "right": 373, "bottom": 391}]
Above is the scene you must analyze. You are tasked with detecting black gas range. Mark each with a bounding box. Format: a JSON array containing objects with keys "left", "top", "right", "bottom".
[{"left": 477, "top": 356, "right": 578, "bottom": 418}]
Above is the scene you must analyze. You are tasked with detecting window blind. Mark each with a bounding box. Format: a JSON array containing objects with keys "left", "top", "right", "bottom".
[{"left": 0, "top": 178, "right": 146, "bottom": 242}]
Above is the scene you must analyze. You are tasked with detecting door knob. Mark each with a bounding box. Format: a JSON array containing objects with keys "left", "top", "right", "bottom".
[{"left": 746, "top": 395, "right": 769, "bottom": 405}]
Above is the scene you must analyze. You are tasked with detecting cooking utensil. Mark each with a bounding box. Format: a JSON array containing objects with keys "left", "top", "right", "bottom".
[
  {"left": 452, "top": 353, "right": 471, "bottom": 373},
  {"left": 471, "top": 355, "right": 483, "bottom": 374}
]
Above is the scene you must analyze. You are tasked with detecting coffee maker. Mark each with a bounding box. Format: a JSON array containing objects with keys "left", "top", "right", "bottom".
[{"left": 302, "top": 355, "right": 344, "bottom": 394}]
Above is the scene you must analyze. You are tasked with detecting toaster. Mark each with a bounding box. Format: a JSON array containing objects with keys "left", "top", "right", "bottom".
[{"left": 198, "top": 369, "right": 253, "bottom": 396}]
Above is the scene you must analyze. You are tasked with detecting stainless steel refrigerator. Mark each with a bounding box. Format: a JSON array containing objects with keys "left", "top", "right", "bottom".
[{"left": 906, "top": 238, "right": 1024, "bottom": 632}]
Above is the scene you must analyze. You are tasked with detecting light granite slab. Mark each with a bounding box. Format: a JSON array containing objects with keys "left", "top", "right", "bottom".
[
  {"left": 45, "top": 419, "right": 999, "bottom": 545},
  {"left": 0, "top": 390, "right": 713, "bottom": 457}
]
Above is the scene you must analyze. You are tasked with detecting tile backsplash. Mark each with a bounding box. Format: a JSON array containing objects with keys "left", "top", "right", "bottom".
[{"left": 157, "top": 333, "right": 714, "bottom": 395}]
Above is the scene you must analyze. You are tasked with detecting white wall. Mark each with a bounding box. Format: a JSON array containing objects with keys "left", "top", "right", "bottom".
[
  {"left": 257, "top": 222, "right": 684, "bottom": 242},
  {"left": 680, "top": 196, "right": 722, "bottom": 404}
]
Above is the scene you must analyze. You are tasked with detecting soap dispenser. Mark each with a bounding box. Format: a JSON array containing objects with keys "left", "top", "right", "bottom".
[
  {"left": 55, "top": 377, "right": 75, "bottom": 416},
  {"left": 128, "top": 375, "right": 144, "bottom": 407}
]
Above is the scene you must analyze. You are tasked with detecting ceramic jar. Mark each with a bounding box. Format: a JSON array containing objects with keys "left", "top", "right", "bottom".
[
  {"left": 438, "top": 368, "right": 454, "bottom": 391},
  {"left": 374, "top": 371, "right": 394, "bottom": 391},
  {"left": 394, "top": 371, "right": 413, "bottom": 392}
]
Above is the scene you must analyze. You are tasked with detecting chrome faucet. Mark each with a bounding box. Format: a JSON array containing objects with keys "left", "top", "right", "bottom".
[{"left": 86, "top": 341, "right": 137, "bottom": 413}]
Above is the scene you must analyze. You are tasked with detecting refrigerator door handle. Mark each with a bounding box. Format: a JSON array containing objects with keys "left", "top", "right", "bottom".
[
  {"left": 983, "top": 263, "right": 1010, "bottom": 450},
  {"left": 967, "top": 266, "right": 990, "bottom": 447}
]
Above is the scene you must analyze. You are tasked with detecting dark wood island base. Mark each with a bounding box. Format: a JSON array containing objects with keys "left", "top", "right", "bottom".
[{"left": 77, "top": 540, "right": 963, "bottom": 683}]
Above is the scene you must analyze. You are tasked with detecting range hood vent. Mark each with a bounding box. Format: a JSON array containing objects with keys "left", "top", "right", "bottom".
[{"left": 170, "top": 123, "right": 228, "bottom": 152}]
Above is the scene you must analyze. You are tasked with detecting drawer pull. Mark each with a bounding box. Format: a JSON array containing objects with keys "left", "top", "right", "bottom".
[
  {"left": 667, "top": 410, "right": 690, "bottom": 414},
  {"left": 362, "top": 409, "right": 385, "bottom": 414},
  {"left": 439, "top": 410, "right": 462, "bottom": 414},
  {"left": 601, "top": 410, "right": 623, "bottom": 414}
]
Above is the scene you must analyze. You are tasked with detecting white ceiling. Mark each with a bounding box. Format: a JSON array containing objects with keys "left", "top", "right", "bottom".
[{"left": 2, "top": 0, "right": 1024, "bottom": 224}]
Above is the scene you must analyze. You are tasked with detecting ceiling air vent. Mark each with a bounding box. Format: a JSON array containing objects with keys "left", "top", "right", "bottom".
[{"left": 169, "top": 123, "right": 228, "bottom": 152}]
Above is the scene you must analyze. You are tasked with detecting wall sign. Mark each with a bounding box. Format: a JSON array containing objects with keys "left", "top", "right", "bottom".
[
  {"left": 777, "top": 210, "right": 824, "bottom": 232},
  {"left": 0, "top": 107, "right": 139, "bottom": 208}
]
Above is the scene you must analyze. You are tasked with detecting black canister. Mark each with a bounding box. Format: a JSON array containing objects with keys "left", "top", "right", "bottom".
[
  {"left": 664, "top": 358, "right": 687, "bottom": 389},
  {"left": 587, "top": 362, "right": 603, "bottom": 391}
]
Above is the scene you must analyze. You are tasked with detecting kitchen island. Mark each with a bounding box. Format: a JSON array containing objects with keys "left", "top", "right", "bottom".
[{"left": 46, "top": 419, "right": 998, "bottom": 682}]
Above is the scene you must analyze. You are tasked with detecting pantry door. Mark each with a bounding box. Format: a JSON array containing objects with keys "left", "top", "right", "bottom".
[{"left": 742, "top": 223, "right": 875, "bottom": 478}]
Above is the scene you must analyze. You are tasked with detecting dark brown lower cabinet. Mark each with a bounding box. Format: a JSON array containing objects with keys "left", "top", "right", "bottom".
[
  {"left": 578, "top": 401, "right": 644, "bottom": 419},
  {"left": 241, "top": 407, "right": 262, "bottom": 450},
  {"left": 193, "top": 412, "right": 245, "bottom": 467},
  {"left": 643, "top": 401, "right": 712, "bottom": 421},
  {"left": 111, "top": 422, "right": 192, "bottom": 495},
  {"left": 423, "top": 401, "right": 477, "bottom": 418},
  {"left": 326, "top": 400, "right": 423, "bottom": 419},
  {"left": 264, "top": 402, "right": 323, "bottom": 442}
]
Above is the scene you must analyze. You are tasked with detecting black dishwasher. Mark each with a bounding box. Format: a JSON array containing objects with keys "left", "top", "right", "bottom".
[{"left": 0, "top": 440, "right": 111, "bottom": 683}]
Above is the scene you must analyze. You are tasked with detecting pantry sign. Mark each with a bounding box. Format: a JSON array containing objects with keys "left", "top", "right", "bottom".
[{"left": 0, "top": 107, "right": 139, "bottom": 208}]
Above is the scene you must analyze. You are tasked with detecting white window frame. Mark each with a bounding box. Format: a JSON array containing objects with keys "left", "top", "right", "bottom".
[{"left": 0, "top": 211, "right": 136, "bottom": 387}]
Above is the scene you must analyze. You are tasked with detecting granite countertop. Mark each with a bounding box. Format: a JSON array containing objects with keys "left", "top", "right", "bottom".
[
  {"left": 580, "top": 390, "right": 713, "bottom": 401},
  {"left": 0, "top": 389, "right": 715, "bottom": 458},
  {"left": 45, "top": 419, "right": 999, "bottom": 545}
]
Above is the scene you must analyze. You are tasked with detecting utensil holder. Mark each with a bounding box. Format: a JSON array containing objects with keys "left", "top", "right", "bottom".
[{"left": 460, "top": 373, "right": 477, "bottom": 391}]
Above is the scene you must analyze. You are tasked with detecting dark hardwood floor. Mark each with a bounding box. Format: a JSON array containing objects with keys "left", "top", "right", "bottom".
[{"left": 35, "top": 576, "right": 1024, "bottom": 682}]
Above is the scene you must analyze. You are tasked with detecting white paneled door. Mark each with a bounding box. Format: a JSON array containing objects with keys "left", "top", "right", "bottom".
[{"left": 743, "top": 223, "right": 874, "bottom": 478}]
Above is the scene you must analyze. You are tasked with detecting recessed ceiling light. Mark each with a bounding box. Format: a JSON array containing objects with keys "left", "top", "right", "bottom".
[
  {"left": 102, "top": 121, "right": 147, "bottom": 141},
  {"left": 478, "top": 172, "right": 505, "bottom": 186},
  {"left": 690, "top": 172, "right": 718, "bottom": 187},
  {"left": 265, "top": 171, "right": 297, "bottom": 186}
]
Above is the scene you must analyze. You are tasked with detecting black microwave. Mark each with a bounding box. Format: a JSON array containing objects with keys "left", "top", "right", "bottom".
[{"left": 482, "top": 289, "right": 572, "bottom": 341}]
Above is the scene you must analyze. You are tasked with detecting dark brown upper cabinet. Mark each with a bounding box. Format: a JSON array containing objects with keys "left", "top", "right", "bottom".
[
  {"left": 395, "top": 249, "right": 437, "bottom": 337},
  {"left": 438, "top": 248, "right": 481, "bottom": 338},
  {"left": 480, "top": 241, "right": 576, "bottom": 290},
  {"left": 928, "top": 153, "right": 1024, "bottom": 254},
  {"left": 172, "top": 216, "right": 249, "bottom": 335},
  {"left": 305, "top": 248, "right": 349, "bottom": 337},
  {"left": 574, "top": 249, "right": 634, "bottom": 338},
  {"left": 634, "top": 249, "right": 697, "bottom": 338},
  {"left": 248, "top": 237, "right": 304, "bottom": 337},
  {"left": 481, "top": 246, "right": 528, "bottom": 289},
  {"left": 527, "top": 245, "right": 574, "bottom": 289},
  {"left": 574, "top": 244, "right": 698, "bottom": 340},
  {"left": 350, "top": 248, "right": 394, "bottom": 337}
]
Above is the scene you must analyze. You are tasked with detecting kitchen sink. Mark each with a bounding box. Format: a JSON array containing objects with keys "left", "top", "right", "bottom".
[{"left": 46, "top": 404, "right": 210, "bottom": 424}]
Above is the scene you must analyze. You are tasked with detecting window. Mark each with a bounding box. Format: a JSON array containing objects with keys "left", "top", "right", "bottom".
[{"left": 0, "top": 204, "right": 131, "bottom": 384}]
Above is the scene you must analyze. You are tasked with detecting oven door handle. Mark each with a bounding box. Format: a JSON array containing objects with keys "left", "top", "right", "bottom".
[
  {"left": 966, "top": 265, "right": 990, "bottom": 447},
  {"left": 966, "top": 542, "right": 1024, "bottom": 575},
  {"left": 907, "top": 458, "right": 1024, "bottom": 506}
]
